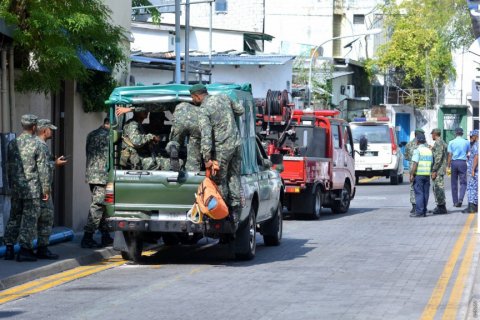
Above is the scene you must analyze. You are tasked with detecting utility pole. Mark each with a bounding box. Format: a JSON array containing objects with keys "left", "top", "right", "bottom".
[
  {"left": 175, "top": 0, "right": 181, "bottom": 84},
  {"left": 184, "top": 0, "right": 190, "bottom": 84}
]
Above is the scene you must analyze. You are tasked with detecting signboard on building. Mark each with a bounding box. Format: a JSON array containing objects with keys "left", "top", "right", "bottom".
[{"left": 443, "top": 113, "right": 461, "bottom": 130}]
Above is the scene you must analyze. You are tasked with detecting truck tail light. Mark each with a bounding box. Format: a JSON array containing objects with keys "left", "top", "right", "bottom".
[
  {"left": 105, "top": 182, "right": 114, "bottom": 204},
  {"left": 389, "top": 128, "right": 397, "bottom": 155}
]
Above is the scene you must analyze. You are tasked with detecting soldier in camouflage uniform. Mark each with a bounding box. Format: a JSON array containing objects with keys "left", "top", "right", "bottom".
[
  {"left": 404, "top": 128, "right": 425, "bottom": 213},
  {"left": 168, "top": 102, "right": 203, "bottom": 171},
  {"left": 4, "top": 114, "right": 50, "bottom": 262},
  {"left": 34, "top": 119, "right": 68, "bottom": 259},
  {"left": 121, "top": 109, "right": 161, "bottom": 170},
  {"left": 430, "top": 128, "right": 448, "bottom": 214},
  {"left": 81, "top": 118, "right": 113, "bottom": 248},
  {"left": 190, "top": 84, "right": 244, "bottom": 221}
]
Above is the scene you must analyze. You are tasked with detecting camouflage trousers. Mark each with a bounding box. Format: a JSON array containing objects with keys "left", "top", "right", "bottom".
[
  {"left": 432, "top": 174, "right": 446, "bottom": 206},
  {"left": 3, "top": 197, "right": 34, "bottom": 245},
  {"left": 11, "top": 198, "right": 52, "bottom": 250},
  {"left": 84, "top": 184, "right": 109, "bottom": 234},
  {"left": 185, "top": 139, "right": 201, "bottom": 171},
  {"left": 467, "top": 174, "right": 478, "bottom": 205},
  {"left": 410, "top": 180, "right": 415, "bottom": 205},
  {"left": 212, "top": 146, "right": 242, "bottom": 208}
]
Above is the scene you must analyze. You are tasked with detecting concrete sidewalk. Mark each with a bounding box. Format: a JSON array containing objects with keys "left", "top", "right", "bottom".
[{"left": 0, "top": 228, "right": 118, "bottom": 291}]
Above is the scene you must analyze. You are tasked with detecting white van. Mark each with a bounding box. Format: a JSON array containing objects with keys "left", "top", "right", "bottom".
[{"left": 350, "top": 119, "right": 404, "bottom": 185}]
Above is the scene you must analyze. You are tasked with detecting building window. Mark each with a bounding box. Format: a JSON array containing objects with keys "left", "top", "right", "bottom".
[
  {"left": 353, "top": 14, "right": 365, "bottom": 24},
  {"left": 215, "top": 0, "right": 227, "bottom": 13}
]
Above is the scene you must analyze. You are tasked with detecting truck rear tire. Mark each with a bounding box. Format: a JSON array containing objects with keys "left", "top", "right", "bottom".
[
  {"left": 310, "top": 187, "right": 322, "bottom": 219},
  {"left": 122, "top": 231, "right": 143, "bottom": 262},
  {"left": 331, "top": 184, "right": 351, "bottom": 214},
  {"left": 263, "top": 201, "right": 283, "bottom": 246},
  {"left": 235, "top": 206, "right": 256, "bottom": 260}
]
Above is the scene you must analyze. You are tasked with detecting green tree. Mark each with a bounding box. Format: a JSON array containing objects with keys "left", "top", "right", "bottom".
[
  {"left": 369, "top": 0, "right": 473, "bottom": 92},
  {"left": 0, "top": 0, "right": 127, "bottom": 111},
  {"left": 132, "top": 0, "right": 161, "bottom": 23}
]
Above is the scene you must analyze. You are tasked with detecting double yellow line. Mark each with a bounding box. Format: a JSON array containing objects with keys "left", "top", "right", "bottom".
[
  {"left": 0, "top": 255, "right": 126, "bottom": 305},
  {"left": 421, "top": 214, "right": 477, "bottom": 320}
]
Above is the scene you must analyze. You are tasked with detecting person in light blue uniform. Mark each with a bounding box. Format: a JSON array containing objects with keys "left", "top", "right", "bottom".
[
  {"left": 409, "top": 133, "right": 433, "bottom": 217},
  {"left": 447, "top": 128, "right": 470, "bottom": 207},
  {"left": 463, "top": 130, "right": 478, "bottom": 213}
]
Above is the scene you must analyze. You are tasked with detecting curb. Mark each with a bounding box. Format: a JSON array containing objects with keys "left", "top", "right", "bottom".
[
  {"left": 0, "top": 246, "right": 118, "bottom": 291},
  {"left": 465, "top": 252, "right": 480, "bottom": 320}
]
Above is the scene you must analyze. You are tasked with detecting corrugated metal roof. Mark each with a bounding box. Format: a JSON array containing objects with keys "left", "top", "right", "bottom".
[
  {"left": 77, "top": 50, "right": 109, "bottom": 72},
  {"left": 189, "top": 54, "right": 295, "bottom": 65},
  {"left": 131, "top": 55, "right": 176, "bottom": 65}
]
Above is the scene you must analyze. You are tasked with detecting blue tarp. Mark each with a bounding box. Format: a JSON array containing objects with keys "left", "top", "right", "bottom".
[{"left": 77, "top": 49, "right": 110, "bottom": 72}]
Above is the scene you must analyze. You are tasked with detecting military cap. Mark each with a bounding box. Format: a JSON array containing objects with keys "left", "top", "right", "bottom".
[
  {"left": 416, "top": 133, "right": 426, "bottom": 143},
  {"left": 37, "top": 119, "right": 57, "bottom": 130},
  {"left": 189, "top": 84, "right": 207, "bottom": 94},
  {"left": 430, "top": 128, "right": 441, "bottom": 135},
  {"left": 414, "top": 128, "right": 425, "bottom": 134},
  {"left": 455, "top": 127, "right": 464, "bottom": 135},
  {"left": 21, "top": 114, "right": 38, "bottom": 126},
  {"left": 470, "top": 129, "right": 479, "bottom": 137}
]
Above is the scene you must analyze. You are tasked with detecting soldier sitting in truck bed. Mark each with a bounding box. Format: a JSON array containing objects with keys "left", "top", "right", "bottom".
[{"left": 120, "top": 107, "right": 161, "bottom": 170}]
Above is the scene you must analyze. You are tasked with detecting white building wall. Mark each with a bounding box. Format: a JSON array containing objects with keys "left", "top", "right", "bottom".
[{"left": 131, "top": 60, "right": 293, "bottom": 99}]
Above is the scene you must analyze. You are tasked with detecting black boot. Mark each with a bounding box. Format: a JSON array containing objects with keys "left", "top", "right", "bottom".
[
  {"left": 36, "top": 246, "right": 59, "bottom": 260},
  {"left": 4, "top": 244, "right": 14, "bottom": 260},
  {"left": 81, "top": 232, "right": 99, "bottom": 249},
  {"left": 16, "top": 247, "right": 37, "bottom": 262},
  {"left": 101, "top": 231, "right": 114, "bottom": 247},
  {"left": 462, "top": 203, "right": 473, "bottom": 213},
  {"left": 229, "top": 206, "right": 241, "bottom": 230},
  {"left": 433, "top": 205, "right": 448, "bottom": 214},
  {"left": 410, "top": 204, "right": 416, "bottom": 214},
  {"left": 473, "top": 204, "right": 478, "bottom": 213}
]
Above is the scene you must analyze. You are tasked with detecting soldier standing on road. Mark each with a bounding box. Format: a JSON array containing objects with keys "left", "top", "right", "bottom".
[
  {"left": 463, "top": 130, "right": 478, "bottom": 213},
  {"left": 447, "top": 127, "right": 470, "bottom": 208},
  {"left": 409, "top": 133, "right": 433, "bottom": 217},
  {"left": 190, "top": 84, "right": 244, "bottom": 222},
  {"left": 121, "top": 108, "right": 161, "bottom": 170},
  {"left": 168, "top": 102, "right": 203, "bottom": 171},
  {"left": 81, "top": 117, "right": 114, "bottom": 248},
  {"left": 4, "top": 114, "right": 50, "bottom": 262},
  {"left": 35, "top": 119, "right": 67, "bottom": 259},
  {"left": 430, "top": 128, "right": 448, "bottom": 214},
  {"left": 404, "top": 128, "right": 425, "bottom": 213},
  {"left": 4, "top": 114, "right": 39, "bottom": 260}
]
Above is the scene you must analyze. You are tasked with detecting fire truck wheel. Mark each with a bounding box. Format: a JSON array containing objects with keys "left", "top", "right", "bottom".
[
  {"left": 311, "top": 188, "right": 322, "bottom": 219},
  {"left": 331, "top": 184, "right": 351, "bottom": 214}
]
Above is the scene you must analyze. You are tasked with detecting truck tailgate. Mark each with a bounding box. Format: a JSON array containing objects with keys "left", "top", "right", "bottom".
[
  {"left": 282, "top": 157, "right": 306, "bottom": 183},
  {"left": 282, "top": 156, "right": 331, "bottom": 184},
  {"left": 114, "top": 170, "right": 203, "bottom": 213}
]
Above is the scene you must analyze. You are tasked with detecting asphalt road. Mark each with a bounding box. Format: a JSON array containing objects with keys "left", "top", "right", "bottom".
[{"left": 0, "top": 177, "right": 477, "bottom": 320}]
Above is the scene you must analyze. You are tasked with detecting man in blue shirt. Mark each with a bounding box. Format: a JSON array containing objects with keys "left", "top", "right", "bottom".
[{"left": 447, "top": 127, "right": 470, "bottom": 207}]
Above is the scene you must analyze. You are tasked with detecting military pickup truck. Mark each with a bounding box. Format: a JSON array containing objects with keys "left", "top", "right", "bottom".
[{"left": 104, "top": 83, "right": 284, "bottom": 262}]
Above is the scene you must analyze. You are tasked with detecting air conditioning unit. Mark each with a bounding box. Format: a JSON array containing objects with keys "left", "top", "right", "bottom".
[{"left": 345, "top": 85, "right": 355, "bottom": 99}]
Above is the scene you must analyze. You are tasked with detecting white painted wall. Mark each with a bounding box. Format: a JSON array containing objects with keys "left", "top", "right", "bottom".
[{"left": 131, "top": 60, "right": 293, "bottom": 99}]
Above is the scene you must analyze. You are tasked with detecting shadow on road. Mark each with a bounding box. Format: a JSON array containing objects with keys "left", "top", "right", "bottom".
[
  {"left": 0, "top": 311, "right": 25, "bottom": 318},
  {"left": 284, "top": 207, "right": 375, "bottom": 221},
  {"left": 134, "top": 237, "right": 313, "bottom": 267}
]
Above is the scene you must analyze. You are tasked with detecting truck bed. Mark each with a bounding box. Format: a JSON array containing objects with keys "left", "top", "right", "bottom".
[{"left": 282, "top": 156, "right": 331, "bottom": 186}]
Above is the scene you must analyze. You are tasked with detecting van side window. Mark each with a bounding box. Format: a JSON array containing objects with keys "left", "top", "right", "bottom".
[
  {"left": 331, "top": 124, "right": 341, "bottom": 149},
  {"left": 343, "top": 125, "right": 354, "bottom": 157}
]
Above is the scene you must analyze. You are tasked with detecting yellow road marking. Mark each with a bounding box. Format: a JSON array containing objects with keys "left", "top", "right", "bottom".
[
  {"left": 442, "top": 228, "right": 477, "bottom": 319},
  {"left": 359, "top": 176, "right": 380, "bottom": 183},
  {"left": 0, "top": 255, "right": 126, "bottom": 305},
  {"left": 420, "top": 214, "right": 475, "bottom": 320}
]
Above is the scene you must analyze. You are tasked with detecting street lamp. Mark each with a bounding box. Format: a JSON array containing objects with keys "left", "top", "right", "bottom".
[{"left": 307, "top": 28, "right": 382, "bottom": 108}]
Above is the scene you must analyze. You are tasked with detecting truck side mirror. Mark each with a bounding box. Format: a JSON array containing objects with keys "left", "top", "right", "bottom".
[{"left": 270, "top": 153, "right": 283, "bottom": 165}]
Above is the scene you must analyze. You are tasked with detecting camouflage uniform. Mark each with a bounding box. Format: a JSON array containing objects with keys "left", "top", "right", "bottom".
[
  {"left": 122, "top": 119, "right": 159, "bottom": 170},
  {"left": 404, "top": 138, "right": 417, "bottom": 205},
  {"left": 36, "top": 138, "right": 55, "bottom": 247},
  {"left": 84, "top": 125, "right": 110, "bottom": 234},
  {"left": 169, "top": 102, "right": 202, "bottom": 171},
  {"left": 431, "top": 137, "right": 448, "bottom": 206},
  {"left": 199, "top": 94, "right": 244, "bottom": 207},
  {"left": 4, "top": 132, "right": 49, "bottom": 250}
]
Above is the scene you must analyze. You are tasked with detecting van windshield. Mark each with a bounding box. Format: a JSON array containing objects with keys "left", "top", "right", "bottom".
[{"left": 351, "top": 125, "right": 390, "bottom": 143}]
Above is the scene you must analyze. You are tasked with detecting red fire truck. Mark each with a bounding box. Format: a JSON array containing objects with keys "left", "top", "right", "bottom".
[{"left": 257, "top": 91, "right": 356, "bottom": 218}]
